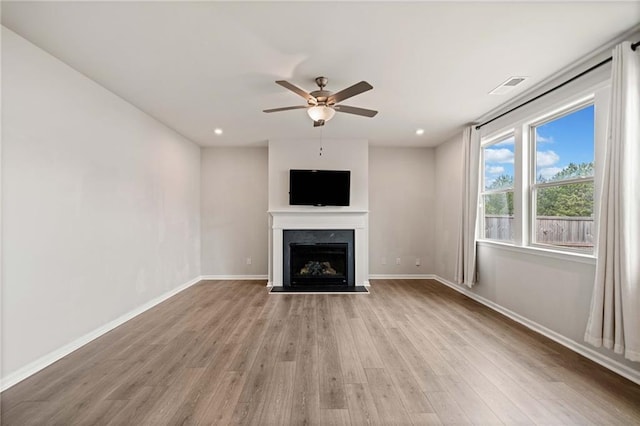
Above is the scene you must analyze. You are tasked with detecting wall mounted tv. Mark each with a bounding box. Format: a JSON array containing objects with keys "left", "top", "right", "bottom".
[{"left": 289, "top": 169, "right": 351, "bottom": 206}]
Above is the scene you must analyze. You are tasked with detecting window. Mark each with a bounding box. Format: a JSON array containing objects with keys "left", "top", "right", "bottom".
[
  {"left": 481, "top": 134, "right": 515, "bottom": 242},
  {"left": 530, "top": 103, "right": 595, "bottom": 251},
  {"left": 478, "top": 92, "right": 601, "bottom": 257}
]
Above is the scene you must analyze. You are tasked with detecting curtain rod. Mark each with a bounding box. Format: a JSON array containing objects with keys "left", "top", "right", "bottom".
[{"left": 476, "top": 40, "right": 640, "bottom": 131}]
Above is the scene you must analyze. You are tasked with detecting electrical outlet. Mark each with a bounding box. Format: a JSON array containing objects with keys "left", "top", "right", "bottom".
[
  {"left": 381, "top": 257, "right": 387, "bottom": 265},
  {"left": 415, "top": 258, "right": 421, "bottom": 266},
  {"left": 246, "top": 257, "right": 252, "bottom": 265},
  {"left": 396, "top": 257, "right": 401, "bottom": 265}
]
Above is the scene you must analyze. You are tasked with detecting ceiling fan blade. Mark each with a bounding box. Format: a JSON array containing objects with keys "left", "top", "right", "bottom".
[
  {"left": 313, "top": 120, "right": 325, "bottom": 127},
  {"left": 334, "top": 105, "right": 378, "bottom": 117},
  {"left": 276, "top": 80, "right": 315, "bottom": 102},
  {"left": 263, "top": 105, "right": 309, "bottom": 113},
  {"left": 327, "top": 81, "right": 373, "bottom": 104}
]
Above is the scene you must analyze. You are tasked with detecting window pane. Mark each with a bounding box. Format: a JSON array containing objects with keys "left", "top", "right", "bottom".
[
  {"left": 534, "top": 105, "right": 594, "bottom": 183},
  {"left": 483, "top": 192, "right": 514, "bottom": 241},
  {"left": 535, "top": 182, "right": 594, "bottom": 249},
  {"left": 483, "top": 136, "right": 514, "bottom": 190}
]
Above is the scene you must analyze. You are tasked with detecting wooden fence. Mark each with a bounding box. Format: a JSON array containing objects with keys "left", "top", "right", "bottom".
[{"left": 485, "top": 215, "right": 594, "bottom": 247}]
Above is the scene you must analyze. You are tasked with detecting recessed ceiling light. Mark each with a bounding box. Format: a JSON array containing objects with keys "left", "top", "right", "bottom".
[
  {"left": 415, "top": 128, "right": 425, "bottom": 135},
  {"left": 214, "top": 128, "right": 223, "bottom": 135}
]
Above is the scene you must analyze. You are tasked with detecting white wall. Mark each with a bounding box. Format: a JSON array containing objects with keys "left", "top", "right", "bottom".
[
  {"left": 369, "top": 147, "right": 435, "bottom": 275},
  {"left": 1, "top": 27, "right": 201, "bottom": 383},
  {"left": 268, "top": 139, "right": 368, "bottom": 211},
  {"left": 200, "top": 147, "right": 268, "bottom": 276},
  {"left": 434, "top": 136, "right": 462, "bottom": 280}
]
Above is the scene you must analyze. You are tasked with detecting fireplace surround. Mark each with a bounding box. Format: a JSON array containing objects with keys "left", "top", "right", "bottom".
[{"left": 268, "top": 210, "right": 369, "bottom": 288}]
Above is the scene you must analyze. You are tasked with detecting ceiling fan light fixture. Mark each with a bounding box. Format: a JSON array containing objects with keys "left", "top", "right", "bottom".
[{"left": 307, "top": 105, "right": 335, "bottom": 123}]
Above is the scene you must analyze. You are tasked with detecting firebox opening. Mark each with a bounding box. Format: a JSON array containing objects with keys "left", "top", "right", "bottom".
[{"left": 290, "top": 243, "right": 348, "bottom": 286}]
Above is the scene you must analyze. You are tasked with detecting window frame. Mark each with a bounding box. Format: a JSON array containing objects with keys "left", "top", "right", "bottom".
[{"left": 527, "top": 97, "right": 596, "bottom": 254}]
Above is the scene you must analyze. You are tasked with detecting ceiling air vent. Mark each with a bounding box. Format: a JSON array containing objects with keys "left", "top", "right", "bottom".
[{"left": 489, "top": 76, "right": 528, "bottom": 95}]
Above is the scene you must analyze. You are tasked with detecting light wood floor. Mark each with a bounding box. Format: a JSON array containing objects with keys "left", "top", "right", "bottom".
[{"left": 2, "top": 279, "right": 640, "bottom": 425}]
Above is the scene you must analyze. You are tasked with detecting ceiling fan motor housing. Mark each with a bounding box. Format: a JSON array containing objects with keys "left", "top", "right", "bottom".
[{"left": 310, "top": 90, "right": 332, "bottom": 105}]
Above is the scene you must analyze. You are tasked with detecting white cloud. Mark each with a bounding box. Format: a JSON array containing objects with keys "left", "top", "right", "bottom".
[
  {"left": 537, "top": 134, "right": 554, "bottom": 144},
  {"left": 538, "top": 167, "right": 563, "bottom": 180},
  {"left": 486, "top": 166, "right": 505, "bottom": 174},
  {"left": 536, "top": 150, "right": 560, "bottom": 167},
  {"left": 484, "top": 148, "right": 514, "bottom": 164}
]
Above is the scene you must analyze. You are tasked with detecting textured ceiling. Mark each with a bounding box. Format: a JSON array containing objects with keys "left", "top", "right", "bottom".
[{"left": 2, "top": 1, "right": 639, "bottom": 147}]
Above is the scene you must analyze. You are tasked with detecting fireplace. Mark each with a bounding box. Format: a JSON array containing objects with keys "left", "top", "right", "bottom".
[
  {"left": 290, "top": 243, "right": 348, "bottom": 285},
  {"left": 283, "top": 229, "right": 355, "bottom": 287}
]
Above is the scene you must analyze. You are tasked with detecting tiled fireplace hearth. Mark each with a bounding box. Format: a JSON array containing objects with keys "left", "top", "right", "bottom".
[{"left": 268, "top": 211, "right": 369, "bottom": 287}]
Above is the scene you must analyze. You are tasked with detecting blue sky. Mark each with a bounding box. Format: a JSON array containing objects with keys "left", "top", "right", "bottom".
[
  {"left": 484, "top": 104, "right": 594, "bottom": 189},
  {"left": 535, "top": 104, "right": 594, "bottom": 181}
]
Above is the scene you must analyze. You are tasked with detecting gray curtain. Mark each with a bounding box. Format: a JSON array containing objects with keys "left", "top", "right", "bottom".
[
  {"left": 455, "top": 126, "right": 480, "bottom": 288},
  {"left": 585, "top": 41, "right": 640, "bottom": 362}
]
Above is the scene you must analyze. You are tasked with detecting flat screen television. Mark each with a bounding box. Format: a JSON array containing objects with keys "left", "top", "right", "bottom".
[{"left": 289, "top": 169, "right": 351, "bottom": 206}]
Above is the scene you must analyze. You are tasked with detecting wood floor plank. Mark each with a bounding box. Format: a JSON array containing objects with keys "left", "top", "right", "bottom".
[
  {"left": 425, "top": 391, "right": 472, "bottom": 425},
  {"left": 278, "top": 314, "right": 301, "bottom": 362},
  {"left": 235, "top": 306, "right": 287, "bottom": 415},
  {"left": 455, "top": 342, "right": 561, "bottom": 424},
  {"left": 347, "top": 317, "right": 385, "bottom": 369},
  {"left": 317, "top": 295, "right": 347, "bottom": 410},
  {"left": 357, "top": 299, "right": 434, "bottom": 413},
  {"left": 321, "top": 408, "right": 352, "bottom": 425},
  {"left": 386, "top": 323, "right": 443, "bottom": 392},
  {"left": 2, "top": 279, "right": 639, "bottom": 426},
  {"left": 69, "top": 399, "right": 128, "bottom": 425},
  {"left": 137, "top": 367, "right": 205, "bottom": 425},
  {"left": 105, "top": 386, "right": 168, "bottom": 425},
  {"left": 193, "top": 370, "right": 246, "bottom": 425},
  {"left": 344, "top": 383, "right": 382, "bottom": 426},
  {"left": 364, "top": 368, "right": 414, "bottom": 425},
  {"left": 259, "top": 361, "right": 296, "bottom": 425},
  {"left": 332, "top": 296, "right": 368, "bottom": 384},
  {"left": 435, "top": 375, "right": 503, "bottom": 425},
  {"left": 409, "top": 412, "right": 444, "bottom": 425},
  {"left": 395, "top": 318, "right": 457, "bottom": 377},
  {"left": 432, "top": 340, "right": 534, "bottom": 425},
  {"left": 290, "top": 295, "right": 322, "bottom": 426}
]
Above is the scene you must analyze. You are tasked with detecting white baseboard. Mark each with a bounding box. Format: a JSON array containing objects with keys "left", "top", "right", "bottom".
[
  {"left": 0, "top": 275, "right": 202, "bottom": 392},
  {"left": 200, "top": 275, "right": 268, "bottom": 281},
  {"left": 369, "top": 274, "right": 436, "bottom": 280},
  {"left": 430, "top": 275, "right": 640, "bottom": 386}
]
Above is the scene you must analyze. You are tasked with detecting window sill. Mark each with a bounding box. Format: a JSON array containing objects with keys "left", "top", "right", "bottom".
[{"left": 476, "top": 240, "right": 596, "bottom": 265}]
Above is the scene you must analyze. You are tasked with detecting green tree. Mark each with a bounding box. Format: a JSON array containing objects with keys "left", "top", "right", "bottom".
[
  {"left": 537, "top": 182, "right": 593, "bottom": 217},
  {"left": 485, "top": 174, "right": 513, "bottom": 216},
  {"left": 536, "top": 162, "right": 594, "bottom": 217}
]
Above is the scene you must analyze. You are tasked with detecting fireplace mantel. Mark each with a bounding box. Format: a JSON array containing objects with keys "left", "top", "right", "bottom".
[{"left": 268, "top": 210, "right": 369, "bottom": 287}]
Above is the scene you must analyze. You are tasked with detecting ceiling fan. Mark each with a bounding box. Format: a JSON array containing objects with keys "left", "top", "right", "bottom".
[{"left": 264, "top": 76, "right": 378, "bottom": 127}]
